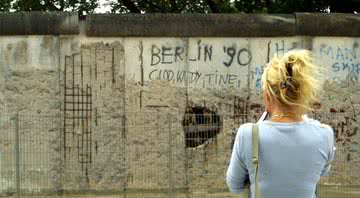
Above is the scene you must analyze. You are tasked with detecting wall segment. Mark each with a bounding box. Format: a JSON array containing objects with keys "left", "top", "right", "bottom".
[{"left": 0, "top": 12, "right": 359, "bottom": 194}]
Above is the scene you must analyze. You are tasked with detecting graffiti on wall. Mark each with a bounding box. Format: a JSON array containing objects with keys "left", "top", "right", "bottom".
[
  {"left": 273, "top": 39, "right": 310, "bottom": 56},
  {"left": 145, "top": 39, "right": 251, "bottom": 88},
  {"left": 312, "top": 95, "right": 359, "bottom": 162},
  {"left": 316, "top": 41, "right": 360, "bottom": 84},
  {"left": 327, "top": 107, "right": 359, "bottom": 161}
]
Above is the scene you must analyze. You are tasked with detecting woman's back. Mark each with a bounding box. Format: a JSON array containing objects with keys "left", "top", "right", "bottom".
[
  {"left": 226, "top": 49, "right": 335, "bottom": 198},
  {"left": 226, "top": 118, "right": 335, "bottom": 198}
]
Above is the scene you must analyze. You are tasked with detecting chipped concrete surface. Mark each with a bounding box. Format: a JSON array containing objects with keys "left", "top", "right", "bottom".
[{"left": 0, "top": 35, "right": 359, "bottom": 195}]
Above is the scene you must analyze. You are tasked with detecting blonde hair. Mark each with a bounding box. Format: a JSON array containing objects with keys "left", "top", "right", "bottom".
[{"left": 261, "top": 50, "right": 320, "bottom": 114}]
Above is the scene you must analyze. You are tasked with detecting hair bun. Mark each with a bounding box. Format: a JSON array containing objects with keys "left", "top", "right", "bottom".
[
  {"left": 261, "top": 49, "right": 320, "bottom": 114},
  {"left": 285, "top": 63, "right": 293, "bottom": 77}
]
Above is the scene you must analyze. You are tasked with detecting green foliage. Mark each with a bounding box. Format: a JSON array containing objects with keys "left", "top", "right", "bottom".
[
  {"left": 109, "top": 0, "right": 213, "bottom": 13},
  {"left": 71, "top": 0, "right": 98, "bottom": 14},
  {"left": 233, "top": 0, "right": 359, "bottom": 13},
  {"left": 9, "top": 0, "right": 98, "bottom": 15},
  {"left": 234, "top": 0, "right": 267, "bottom": 13},
  {"left": 267, "top": 0, "right": 330, "bottom": 13},
  {"left": 215, "top": 0, "right": 239, "bottom": 13},
  {"left": 12, "top": 0, "right": 55, "bottom": 11},
  {"left": 0, "top": 0, "right": 358, "bottom": 14},
  {"left": 330, "top": 0, "right": 360, "bottom": 13},
  {"left": 110, "top": 0, "right": 358, "bottom": 14},
  {"left": 0, "top": 0, "right": 12, "bottom": 12}
]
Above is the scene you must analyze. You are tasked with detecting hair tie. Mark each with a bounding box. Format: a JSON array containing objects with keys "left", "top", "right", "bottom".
[
  {"left": 280, "top": 77, "right": 293, "bottom": 89},
  {"left": 280, "top": 63, "right": 294, "bottom": 89}
]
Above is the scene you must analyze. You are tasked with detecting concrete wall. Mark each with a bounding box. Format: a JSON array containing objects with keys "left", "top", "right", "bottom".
[{"left": 0, "top": 12, "right": 359, "bottom": 194}]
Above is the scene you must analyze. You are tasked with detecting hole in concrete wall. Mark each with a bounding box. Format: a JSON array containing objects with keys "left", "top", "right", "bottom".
[{"left": 182, "top": 106, "right": 222, "bottom": 148}]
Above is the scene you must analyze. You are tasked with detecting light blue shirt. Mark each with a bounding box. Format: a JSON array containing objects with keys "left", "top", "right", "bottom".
[{"left": 226, "top": 118, "right": 335, "bottom": 198}]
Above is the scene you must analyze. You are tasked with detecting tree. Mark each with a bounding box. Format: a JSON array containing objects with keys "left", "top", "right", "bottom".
[
  {"left": 0, "top": 0, "right": 358, "bottom": 14},
  {"left": 233, "top": 0, "right": 359, "bottom": 14},
  {"left": 330, "top": 0, "right": 360, "bottom": 13},
  {"left": 108, "top": 0, "right": 359, "bottom": 14},
  {"left": 0, "top": 0, "right": 12, "bottom": 12},
  {"left": 109, "top": 0, "right": 238, "bottom": 13},
  {"left": 10, "top": 0, "right": 99, "bottom": 15}
]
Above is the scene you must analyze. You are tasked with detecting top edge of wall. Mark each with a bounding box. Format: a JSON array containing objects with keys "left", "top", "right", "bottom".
[
  {"left": 295, "top": 12, "right": 360, "bottom": 37},
  {"left": 86, "top": 13, "right": 296, "bottom": 37},
  {"left": 86, "top": 13, "right": 360, "bottom": 37},
  {"left": 0, "top": 12, "right": 79, "bottom": 35},
  {"left": 0, "top": 12, "right": 359, "bottom": 37}
]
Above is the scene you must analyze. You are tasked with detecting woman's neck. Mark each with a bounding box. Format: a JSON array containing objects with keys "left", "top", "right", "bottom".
[{"left": 270, "top": 110, "right": 304, "bottom": 122}]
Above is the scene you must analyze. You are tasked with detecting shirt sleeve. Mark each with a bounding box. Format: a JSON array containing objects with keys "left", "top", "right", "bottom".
[
  {"left": 321, "top": 127, "right": 336, "bottom": 176},
  {"left": 226, "top": 125, "right": 249, "bottom": 193}
]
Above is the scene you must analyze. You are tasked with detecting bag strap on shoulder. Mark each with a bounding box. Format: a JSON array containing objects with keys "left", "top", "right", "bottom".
[{"left": 252, "top": 124, "right": 260, "bottom": 198}]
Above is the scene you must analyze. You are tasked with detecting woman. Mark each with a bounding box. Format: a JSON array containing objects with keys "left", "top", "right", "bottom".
[{"left": 226, "top": 50, "right": 335, "bottom": 198}]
